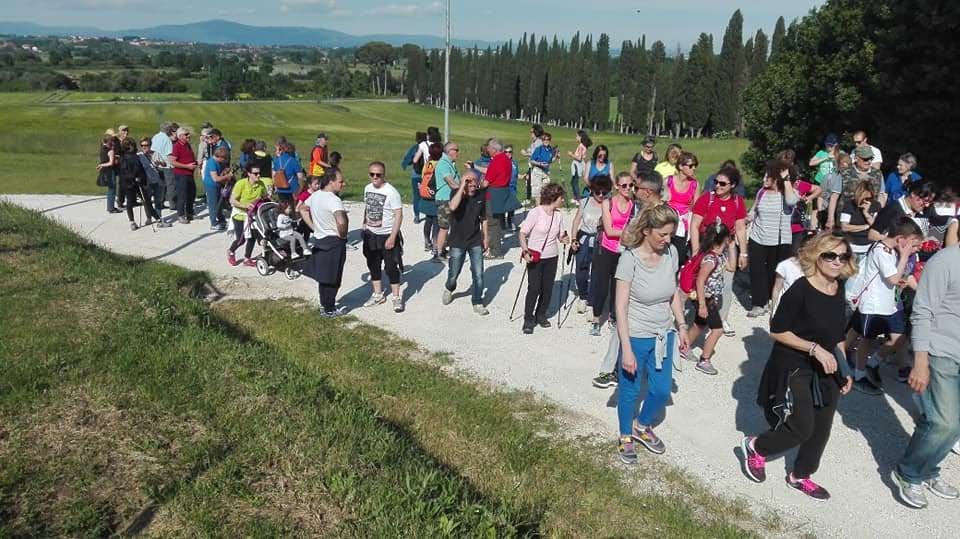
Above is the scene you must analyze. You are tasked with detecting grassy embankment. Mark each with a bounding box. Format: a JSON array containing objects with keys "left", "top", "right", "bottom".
[
  {"left": 0, "top": 93, "right": 750, "bottom": 201},
  {"left": 0, "top": 202, "right": 769, "bottom": 536}
]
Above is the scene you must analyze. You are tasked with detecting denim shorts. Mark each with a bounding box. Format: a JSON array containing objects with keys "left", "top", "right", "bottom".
[{"left": 851, "top": 310, "right": 906, "bottom": 339}]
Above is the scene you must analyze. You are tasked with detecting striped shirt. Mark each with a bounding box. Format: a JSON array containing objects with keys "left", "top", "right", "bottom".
[{"left": 749, "top": 189, "right": 797, "bottom": 246}]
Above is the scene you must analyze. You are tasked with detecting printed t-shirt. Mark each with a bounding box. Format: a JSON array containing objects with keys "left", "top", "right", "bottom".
[
  {"left": 448, "top": 192, "right": 486, "bottom": 249},
  {"left": 170, "top": 140, "right": 196, "bottom": 176},
  {"left": 230, "top": 179, "right": 267, "bottom": 222},
  {"left": 813, "top": 150, "right": 836, "bottom": 184},
  {"left": 840, "top": 199, "right": 880, "bottom": 253},
  {"left": 363, "top": 182, "right": 402, "bottom": 236},
  {"left": 692, "top": 192, "right": 747, "bottom": 232},
  {"left": 520, "top": 205, "right": 562, "bottom": 259},
  {"left": 615, "top": 246, "right": 679, "bottom": 338},
  {"left": 306, "top": 190, "right": 345, "bottom": 240}
]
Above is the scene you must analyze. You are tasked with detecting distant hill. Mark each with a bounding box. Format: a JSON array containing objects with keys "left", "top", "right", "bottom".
[{"left": 0, "top": 19, "right": 496, "bottom": 49}]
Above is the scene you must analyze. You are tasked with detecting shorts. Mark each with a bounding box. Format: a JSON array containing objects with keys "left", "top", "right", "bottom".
[
  {"left": 850, "top": 310, "right": 906, "bottom": 339},
  {"left": 694, "top": 301, "right": 723, "bottom": 330},
  {"left": 437, "top": 200, "right": 452, "bottom": 229}
]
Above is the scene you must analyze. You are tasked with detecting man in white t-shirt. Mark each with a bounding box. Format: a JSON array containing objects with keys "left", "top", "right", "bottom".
[
  {"left": 300, "top": 170, "right": 349, "bottom": 317},
  {"left": 853, "top": 129, "right": 883, "bottom": 171},
  {"left": 361, "top": 161, "right": 405, "bottom": 312},
  {"left": 847, "top": 216, "right": 923, "bottom": 395}
]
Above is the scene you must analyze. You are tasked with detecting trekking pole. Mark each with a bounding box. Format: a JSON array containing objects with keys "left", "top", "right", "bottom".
[
  {"left": 509, "top": 258, "right": 528, "bottom": 322},
  {"left": 556, "top": 245, "right": 569, "bottom": 328}
]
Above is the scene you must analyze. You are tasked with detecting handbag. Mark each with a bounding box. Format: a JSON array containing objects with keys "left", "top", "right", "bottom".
[
  {"left": 96, "top": 170, "right": 110, "bottom": 187},
  {"left": 527, "top": 211, "right": 555, "bottom": 263},
  {"left": 272, "top": 156, "right": 290, "bottom": 189}
]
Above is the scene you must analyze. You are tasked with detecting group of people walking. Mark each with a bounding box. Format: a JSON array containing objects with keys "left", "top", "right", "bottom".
[{"left": 97, "top": 122, "right": 960, "bottom": 508}]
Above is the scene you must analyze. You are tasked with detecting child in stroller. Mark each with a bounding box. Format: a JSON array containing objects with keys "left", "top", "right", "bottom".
[
  {"left": 249, "top": 200, "right": 309, "bottom": 279},
  {"left": 277, "top": 200, "right": 309, "bottom": 259}
]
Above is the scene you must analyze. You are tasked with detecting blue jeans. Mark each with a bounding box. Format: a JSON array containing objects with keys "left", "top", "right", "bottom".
[
  {"left": 618, "top": 333, "right": 675, "bottom": 435},
  {"left": 411, "top": 176, "right": 422, "bottom": 218},
  {"left": 103, "top": 170, "right": 116, "bottom": 211},
  {"left": 150, "top": 183, "right": 164, "bottom": 216},
  {"left": 897, "top": 355, "right": 960, "bottom": 483},
  {"left": 203, "top": 183, "right": 224, "bottom": 226},
  {"left": 445, "top": 245, "right": 484, "bottom": 305},
  {"left": 574, "top": 232, "right": 595, "bottom": 300}
]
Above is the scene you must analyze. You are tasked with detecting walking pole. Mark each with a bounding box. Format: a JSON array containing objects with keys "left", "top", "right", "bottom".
[
  {"left": 556, "top": 245, "right": 569, "bottom": 328},
  {"left": 509, "top": 258, "right": 528, "bottom": 322}
]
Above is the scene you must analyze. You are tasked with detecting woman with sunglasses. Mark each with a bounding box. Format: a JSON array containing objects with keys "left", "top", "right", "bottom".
[
  {"left": 136, "top": 137, "right": 172, "bottom": 228},
  {"left": 740, "top": 232, "right": 855, "bottom": 500},
  {"left": 227, "top": 163, "right": 269, "bottom": 267},
  {"left": 583, "top": 145, "right": 613, "bottom": 197},
  {"left": 589, "top": 172, "right": 636, "bottom": 336},
  {"left": 664, "top": 151, "right": 701, "bottom": 266},
  {"left": 569, "top": 175, "right": 613, "bottom": 315}
]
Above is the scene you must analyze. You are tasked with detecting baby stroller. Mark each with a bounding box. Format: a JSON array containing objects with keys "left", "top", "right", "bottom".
[{"left": 249, "top": 200, "right": 308, "bottom": 280}]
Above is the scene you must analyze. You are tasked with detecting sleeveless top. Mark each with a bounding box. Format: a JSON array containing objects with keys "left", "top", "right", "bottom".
[
  {"left": 579, "top": 196, "right": 603, "bottom": 234},
  {"left": 588, "top": 160, "right": 611, "bottom": 181},
  {"left": 667, "top": 175, "right": 697, "bottom": 237},
  {"left": 600, "top": 197, "right": 634, "bottom": 253}
]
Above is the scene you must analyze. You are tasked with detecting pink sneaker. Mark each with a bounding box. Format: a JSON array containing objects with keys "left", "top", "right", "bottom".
[
  {"left": 227, "top": 251, "right": 238, "bottom": 266},
  {"left": 786, "top": 474, "right": 830, "bottom": 501},
  {"left": 741, "top": 436, "right": 766, "bottom": 483},
  {"left": 242, "top": 259, "right": 257, "bottom": 268}
]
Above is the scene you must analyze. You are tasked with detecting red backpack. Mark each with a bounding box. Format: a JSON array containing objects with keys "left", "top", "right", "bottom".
[{"left": 678, "top": 251, "right": 708, "bottom": 299}]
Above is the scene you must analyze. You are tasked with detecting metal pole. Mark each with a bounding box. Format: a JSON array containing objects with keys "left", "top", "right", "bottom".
[{"left": 443, "top": 0, "right": 450, "bottom": 142}]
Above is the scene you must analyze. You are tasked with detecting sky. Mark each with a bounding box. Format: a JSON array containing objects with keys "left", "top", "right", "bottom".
[{"left": 2, "top": 0, "right": 825, "bottom": 49}]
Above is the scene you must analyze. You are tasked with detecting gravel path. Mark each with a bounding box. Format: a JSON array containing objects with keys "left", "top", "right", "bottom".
[{"left": 7, "top": 194, "right": 959, "bottom": 538}]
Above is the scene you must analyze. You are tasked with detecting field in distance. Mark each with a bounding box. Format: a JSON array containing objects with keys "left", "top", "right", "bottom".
[{"left": 0, "top": 92, "right": 749, "bottom": 201}]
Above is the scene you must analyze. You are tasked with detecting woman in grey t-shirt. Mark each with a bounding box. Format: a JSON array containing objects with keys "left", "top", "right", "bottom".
[{"left": 614, "top": 203, "right": 690, "bottom": 463}]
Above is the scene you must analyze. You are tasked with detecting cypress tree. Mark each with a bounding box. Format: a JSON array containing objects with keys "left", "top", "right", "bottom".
[
  {"left": 617, "top": 39, "right": 636, "bottom": 132},
  {"left": 684, "top": 33, "right": 716, "bottom": 137},
  {"left": 716, "top": 10, "right": 745, "bottom": 133},
  {"left": 770, "top": 16, "right": 786, "bottom": 62},
  {"left": 751, "top": 29, "right": 769, "bottom": 77},
  {"left": 592, "top": 34, "right": 611, "bottom": 130}
]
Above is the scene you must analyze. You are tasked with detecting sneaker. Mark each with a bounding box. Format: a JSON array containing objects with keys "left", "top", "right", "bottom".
[
  {"left": 631, "top": 422, "right": 666, "bottom": 454},
  {"left": 227, "top": 251, "right": 238, "bottom": 267},
  {"left": 363, "top": 293, "right": 386, "bottom": 308},
  {"left": 442, "top": 289, "right": 453, "bottom": 305},
  {"left": 538, "top": 319, "right": 551, "bottom": 328},
  {"left": 589, "top": 322, "right": 601, "bottom": 336},
  {"left": 483, "top": 253, "right": 504, "bottom": 260},
  {"left": 210, "top": 225, "right": 221, "bottom": 232},
  {"left": 242, "top": 259, "right": 257, "bottom": 268},
  {"left": 924, "top": 478, "right": 960, "bottom": 499},
  {"left": 722, "top": 319, "right": 736, "bottom": 337},
  {"left": 576, "top": 299, "right": 587, "bottom": 314},
  {"left": 786, "top": 474, "right": 830, "bottom": 501},
  {"left": 473, "top": 304, "right": 490, "bottom": 316},
  {"left": 853, "top": 376, "right": 884, "bottom": 396},
  {"left": 897, "top": 367, "right": 911, "bottom": 383},
  {"left": 740, "top": 436, "right": 766, "bottom": 483},
  {"left": 145, "top": 218, "right": 154, "bottom": 226},
  {"left": 392, "top": 295, "right": 404, "bottom": 313},
  {"left": 953, "top": 441, "right": 960, "bottom": 456},
  {"left": 156, "top": 220, "right": 172, "bottom": 228},
  {"left": 423, "top": 243, "right": 433, "bottom": 252},
  {"left": 892, "top": 469, "right": 928, "bottom": 508},
  {"left": 695, "top": 358, "right": 718, "bottom": 375},
  {"left": 107, "top": 208, "right": 122, "bottom": 214},
  {"left": 592, "top": 371, "right": 618, "bottom": 389},
  {"left": 430, "top": 255, "right": 444, "bottom": 264},
  {"left": 321, "top": 305, "right": 348, "bottom": 318},
  {"left": 618, "top": 436, "right": 638, "bottom": 465},
  {"left": 522, "top": 325, "right": 534, "bottom": 335},
  {"left": 746, "top": 306, "right": 767, "bottom": 318},
  {"left": 129, "top": 222, "right": 138, "bottom": 231},
  {"left": 178, "top": 217, "right": 189, "bottom": 225}
]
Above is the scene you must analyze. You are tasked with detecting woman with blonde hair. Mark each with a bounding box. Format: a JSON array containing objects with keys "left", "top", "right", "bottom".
[
  {"left": 614, "top": 203, "right": 689, "bottom": 463},
  {"left": 740, "top": 232, "right": 856, "bottom": 501}
]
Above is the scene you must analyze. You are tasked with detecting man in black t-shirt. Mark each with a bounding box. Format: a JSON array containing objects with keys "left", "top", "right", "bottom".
[
  {"left": 441, "top": 171, "right": 490, "bottom": 315},
  {"left": 870, "top": 179, "right": 955, "bottom": 241}
]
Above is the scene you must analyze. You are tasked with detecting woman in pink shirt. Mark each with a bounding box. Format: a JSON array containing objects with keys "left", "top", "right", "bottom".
[
  {"left": 589, "top": 172, "right": 636, "bottom": 336},
  {"left": 665, "top": 151, "right": 701, "bottom": 266},
  {"left": 519, "top": 183, "right": 569, "bottom": 334},
  {"left": 567, "top": 129, "right": 591, "bottom": 203}
]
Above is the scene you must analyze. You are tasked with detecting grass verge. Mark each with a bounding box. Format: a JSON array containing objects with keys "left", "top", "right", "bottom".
[{"left": 0, "top": 202, "right": 769, "bottom": 536}]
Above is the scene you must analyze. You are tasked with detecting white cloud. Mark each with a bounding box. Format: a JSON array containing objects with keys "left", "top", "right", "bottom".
[
  {"left": 365, "top": 2, "right": 442, "bottom": 17},
  {"left": 36, "top": 0, "right": 149, "bottom": 8}
]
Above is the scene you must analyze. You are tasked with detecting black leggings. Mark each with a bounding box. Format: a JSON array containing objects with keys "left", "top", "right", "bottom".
[
  {"left": 671, "top": 235, "right": 690, "bottom": 268},
  {"left": 122, "top": 181, "right": 158, "bottom": 222},
  {"left": 230, "top": 219, "right": 257, "bottom": 258},
  {"left": 748, "top": 240, "right": 791, "bottom": 308},
  {"left": 524, "top": 256, "right": 559, "bottom": 325},
  {"left": 590, "top": 247, "right": 620, "bottom": 319},
  {"left": 755, "top": 372, "right": 839, "bottom": 478}
]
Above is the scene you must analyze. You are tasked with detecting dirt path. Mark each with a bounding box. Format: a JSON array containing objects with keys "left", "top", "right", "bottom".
[{"left": 6, "top": 194, "right": 958, "bottom": 538}]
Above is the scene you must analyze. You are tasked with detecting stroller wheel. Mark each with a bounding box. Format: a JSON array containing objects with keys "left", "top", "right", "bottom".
[
  {"left": 285, "top": 267, "right": 301, "bottom": 280},
  {"left": 255, "top": 258, "right": 271, "bottom": 276}
]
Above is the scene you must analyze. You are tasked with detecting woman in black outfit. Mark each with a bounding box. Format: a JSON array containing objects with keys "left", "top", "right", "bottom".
[
  {"left": 117, "top": 138, "right": 160, "bottom": 230},
  {"left": 739, "top": 232, "right": 855, "bottom": 500}
]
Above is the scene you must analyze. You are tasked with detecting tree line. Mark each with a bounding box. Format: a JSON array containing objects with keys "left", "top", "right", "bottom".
[{"left": 402, "top": 10, "right": 788, "bottom": 138}]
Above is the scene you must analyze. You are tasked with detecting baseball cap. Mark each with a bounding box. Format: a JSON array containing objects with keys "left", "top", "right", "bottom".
[
  {"left": 854, "top": 146, "right": 874, "bottom": 159},
  {"left": 118, "top": 125, "right": 129, "bottom": 132},
  {"left": 824, "top": 133, "right": 838, "bottom": 146}
]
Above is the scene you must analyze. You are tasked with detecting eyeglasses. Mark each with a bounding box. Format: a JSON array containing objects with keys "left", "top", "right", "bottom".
[
  {"left": 819, "top": 252, "right": 852, "bottom": 263},
  {"left": 139, "top": 144, "right": 150, "bottom": 148},
  {"left": 369, "top": 172, "right": 383, "bottom": 178},
  {"left": 248, "top": 171, "right": 260, "bottom": 176},
  {"left": 715, "top": 181, "right": 730, "bottom": 187},
  {"left": 683, "top": 163, "right": 697, "bottom": 169},
  {"left": 617, "top": 183, "right": 633, "bottom": 189}
]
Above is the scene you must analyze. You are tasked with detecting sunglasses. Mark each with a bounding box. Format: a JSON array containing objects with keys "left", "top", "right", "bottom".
[
  {"left": 140, "top": 144, "right": 150, "bottom": 148},
  {"left": 248, "top": 171, "right": 260, "bottom": 176},
  {"left": 715, "top": 181, "right": 730, "bottom": 187},
  {"left": 683, "top": 163, "right": 697, "bottom": 168},
  {"left": 819, "top": 252, "right": 852, "bottom": 263},
  {"left": 643, "top": 145, "right": 654, "bottom": 150},
  {"left": 617, "top": 183, "right": 633, "bottom": 189},
  {"left": 592, "top": 190, "right": 610, "bottom": 196},
  {"left": 369, "top": 172, "right": 383, "bottom": 178}
]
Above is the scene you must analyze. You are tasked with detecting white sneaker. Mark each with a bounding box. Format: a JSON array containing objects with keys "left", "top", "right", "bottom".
[
  {"left": 442, "top": 289, "right": 453, "bottom": 305},
  {"left": 473, "top": 304, "right": 490, "bottom": 316},
  {"left": 363, "top": 293, "right": 386, "bottom": 308},
  {"left": 722, "top": 319, "right": 736, "bottom": 337},
  {"left": 392, "top": 295, "right": 404, "bottom": 313},
  {"left": 576, "top": 299, "right": 587, "bottom": 314},
  {"left": 953, "top": 441, "right": 960, "bottom": 456}
]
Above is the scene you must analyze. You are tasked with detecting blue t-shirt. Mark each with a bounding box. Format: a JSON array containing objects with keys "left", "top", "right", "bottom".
[
  {"left": 434, "top": 154, "right": 459, "bottom": 202},
  {"left": 272, "top": 153, "right": 303, "bottom": 194},
  {"left": 885, "top": 171, "right": 922, "bottom": 206},
  {"left": 203, "top": 156, "right": 224, "bottom": 189}
]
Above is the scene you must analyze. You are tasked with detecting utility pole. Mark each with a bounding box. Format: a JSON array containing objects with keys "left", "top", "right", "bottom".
[{"left": 443, "top": 0, "right": 450, "bottom": 142}]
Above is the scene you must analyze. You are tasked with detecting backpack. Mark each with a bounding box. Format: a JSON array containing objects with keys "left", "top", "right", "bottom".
[
  {"left": 419, "top": 160, "right": 437, "bottom": 200},
  {"left": 679, "top": 250, "right": 708, "bottom": 298}
]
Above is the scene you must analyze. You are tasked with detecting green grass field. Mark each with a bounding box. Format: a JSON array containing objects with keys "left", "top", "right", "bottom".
[
  {"left": 0, "top": 93, "right": 749, "bottom": 201},
  {"left": 0, "top": 202, "right": 765, "bottom": 536}
]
